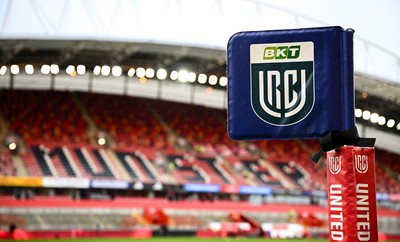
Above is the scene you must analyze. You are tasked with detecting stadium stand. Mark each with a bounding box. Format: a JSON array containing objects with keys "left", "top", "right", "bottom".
[
  {"left": 0, "top": 152, "right": 16, "bottom": 176},
  {"left": 77, "top": 92, "right": 170, "bottom": 150},
  {"left": 1, "top": 90, "right": 400, "bottom": 190},
  {"left": 1, "top": 90, "right": 400, "bottom": 239},
  {"left": 1, "top": 0, "right": 400, "bottom": 239},
  {"left": 148, "top": 99, "right": 241, "bottom": 156},
  {"left": 0, "top": 90, "right": 87, "bottom": 144}
]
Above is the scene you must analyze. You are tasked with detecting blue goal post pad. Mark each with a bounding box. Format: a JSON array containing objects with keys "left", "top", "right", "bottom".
[{"left": 227, "top": 26, "right": 355, "bottom": 140}]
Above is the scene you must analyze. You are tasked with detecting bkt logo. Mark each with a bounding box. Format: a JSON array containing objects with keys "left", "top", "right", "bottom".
[
  {"left": 250, "top": 41, "right": 314, "bottom": 126},
  {"left": 263, "top": 45, "right": 301, "bottom": 60}
]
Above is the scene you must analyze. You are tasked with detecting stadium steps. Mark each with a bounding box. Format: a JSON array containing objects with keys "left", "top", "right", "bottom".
[
  {"left": 0, "top": 106, "right": 30, "bottom": 177},
  {"left": 0, "top": 111, "right": 9, "bottom": 146},
  {"left": 12, "top": 155, "right": 28, "bottom": 176},
  {"left": 19, "top": 151, "right": 43, "bottom": 177},
  {"left": 195, "top": 157, "right": 232, "bottom": 184},
  {"left": 95, "top": 148, "right": 121, "bottom": 179},
  {"left": 293, "top": 140, "right": 326, "bottom": 189},
  {"left": 222, "top": 156, "right": 260, "bottom": 186},
  {"left": 31, "top": 213, "right": 47, "bottom": 230},
  {"left": 239, "top": 159, "right": 282, "bottom": 187},
  {"left": 70, "top": 92, "right": 99, "bottom": 146},
  {"left": 245, "top": 211, "right": 289, "bottom": 224},
  {"left": 259, "top": 159, "right": 298, "bottom": 190},
  {"left": 142, "top": 99, "right": 174, "bottom": 134},
  {"left": 104, "top": 149, "right": 131, "bottom": 180},
  {"left": 219, "top": 156, "right": 254, "bottom": 186},
  {"left": 74, "top": 146, "right": 116, "bottom": 178},
  {"left": 142, "top": 99, "right": 183, "bottom": 151},
  {"left": 24, "top": 208, "right": 138, "bottom": 230},
  {"left": 135, "top": 150, "right": 164, "bottom": 183},
  {"left": 4, "top": 203, "right": 399, "bottom": 234},
  {"left": 216, "top": 156, "right": 248, "bottom": 185}
]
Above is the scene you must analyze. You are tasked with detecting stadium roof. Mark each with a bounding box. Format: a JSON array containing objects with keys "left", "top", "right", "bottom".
[
  {"left": 0, "top": 0, "right": 399, "bottom": 143},
  {"left": 1, "top": 1, "right": 399, "bottom": 79}
]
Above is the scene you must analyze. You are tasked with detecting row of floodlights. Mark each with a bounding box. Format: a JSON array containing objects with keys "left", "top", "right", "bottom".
[
  {"left": 127, "top": 67, "right": 227, "bottom": 86},
  {"left": 90, "top": 65, "right": 228, "bottom": 86},
  {"left": 1, "top": 66, "right": 399, "bottom": 130},
  {"left": 355, "top": 108, "right": 400, "bottom": 130},
  {"left": 0, "top": 64, "right": 228, "bottom": 87},
  {"left": 1, "top": 64, "right": 61, "bottom": 75}
]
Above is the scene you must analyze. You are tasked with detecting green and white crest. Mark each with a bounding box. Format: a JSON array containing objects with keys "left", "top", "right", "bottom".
[{"left": 250, "top": 41, "right": 315, "bottom": 126}]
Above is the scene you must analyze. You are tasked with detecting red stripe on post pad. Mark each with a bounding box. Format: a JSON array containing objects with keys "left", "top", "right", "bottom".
[
  {"left": 327, "top": 147, "right": 357, "bottom": 242},
  {"left": 326, "top": 146, "right": 378, "bottom": 242},
  {"left": 353, "top": 146, "right": 378, "bottom": 242}
]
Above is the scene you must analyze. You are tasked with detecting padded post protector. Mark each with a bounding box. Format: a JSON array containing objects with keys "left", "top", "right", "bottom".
[
  {"left": 227, "top": 26, "right": 355, "bottom": 140},
  {"left": 326, "top": 146, "right": 378, "bottom": 242}
]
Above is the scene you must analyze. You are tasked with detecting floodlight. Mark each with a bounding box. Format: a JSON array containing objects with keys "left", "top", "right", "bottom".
[
  {"left": 8, "top": 142, "right": 17, "bottom": 151},
  {"left": 198, "top": 74, "right": 207, "bottom": 84},
  {"left": 219, "top": 76, "right": 228, "bottom": 87},
  {"left": 355, "top": 108, "right": 362, "bottom": 118},
  {"left": 145, "top": 68, "right": 155, "bottom": 78},
  {"left": 50, "top": 64, "right": 59, "bottom": 74},
  {"left": 370, "top": 113, "right": 379, "bottom": 123},
  {"left": 170, "top": 70, "right": 178, "bottom": 80},
  {"left": 378, "top": 116, "right": 386, "bottom": 126},
  {"left": 387, "top": 119, "right": 395, "bottom": 128},
  {"left": 93, "top": 66, "right": 101, "bottom": 75},
  {"left": 97, "top": 137, "right": 106, "bottom": 146},
  {"left": 136, "top": 67, "right": 145, "bottom": 78},
  {"left": 156, "top": 68, "right": 167, "bottom": 80},
  {"left": 77, "top": 65, "right": 86, "bottom": 75},
  {"left": 209, "top": 75, "right": 218, "bottom": 85},
  {"left": 25, "top": 65, "right": 34, "bottom": 75},
  {"left": 101, "top": 65, "right": 111, "bottom": 76},
  {"left": 0, "top": 66, "right": 6, "bottom": 75},
  {"left": 66, "top": 65, "right": 75, "bottom": 75},
  {"left": 127, "top": 68, "right": 135, "bottom": 77},
  {"left": 178, "top": 70, "right": 188, "bottom": 82},
  {"left": 362, "top": 110, "right": 371, "bottom": 120},
  {"left": 10, "top": 65, "right": 19, "bottom": 75},
  {"left": 188, "top": 72, "right": 196, "bottom": 82},
  {"left": 41, "top": 65, "right": 50, "bottom": 74},
  {"left": 111, "top": 66, "right": 122, "bottom": 77}
]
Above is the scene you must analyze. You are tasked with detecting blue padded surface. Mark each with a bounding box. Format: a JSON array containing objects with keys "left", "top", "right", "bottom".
[{"left": 227, "top": 26, "right": 355, "bottom": 140}]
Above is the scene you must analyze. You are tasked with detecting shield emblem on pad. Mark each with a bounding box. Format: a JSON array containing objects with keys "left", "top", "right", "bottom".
[{"left": 250, "top": 42, "right": 315, "bottom": 126}]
